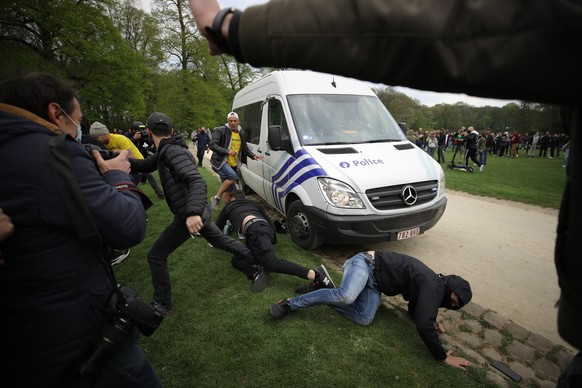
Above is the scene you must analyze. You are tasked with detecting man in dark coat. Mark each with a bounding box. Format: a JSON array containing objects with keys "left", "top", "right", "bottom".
[
  {"left": 195, "top": 127, "right": 211, "bottom": 167},
  {"left": 0, "top": 72, "right": 161, "bottom": 387},
  {"left": 130, "top": 112, "right": 253, "bottom": 314},
  {"left": 270, "top": 251, "right": 473, "bottom": 369}
]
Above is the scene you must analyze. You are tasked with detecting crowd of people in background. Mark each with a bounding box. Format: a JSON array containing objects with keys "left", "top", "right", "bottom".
[{"left": 410, "top": 127, "right": 571, "bottom": 168}]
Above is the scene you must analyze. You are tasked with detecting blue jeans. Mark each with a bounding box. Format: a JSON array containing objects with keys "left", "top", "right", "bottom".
[
  {"left": 288, "top": 253, "right": 382, "bottom": 326},
  {"left": 479, "top": 150, "right": 488, "bottom": 166},
  {"left": 215, "top": 163, "right": 238, "bottom": 181}
]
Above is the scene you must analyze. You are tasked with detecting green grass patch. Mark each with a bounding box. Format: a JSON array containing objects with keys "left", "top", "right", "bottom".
[
  {"left": 113, "top": 167, "right": 499, "bottom": 388},
  {"left": 441, "top": 148, "right": 566, "bottom": 209}
]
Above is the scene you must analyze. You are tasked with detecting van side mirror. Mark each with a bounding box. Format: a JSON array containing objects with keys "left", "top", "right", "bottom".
[{"left": 268, "top": 125, "right": 293, "bottom": 154}]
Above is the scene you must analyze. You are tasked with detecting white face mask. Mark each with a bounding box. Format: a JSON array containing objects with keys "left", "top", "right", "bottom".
[{"left": 62, "top": 110, "right": 82, "bottom": 143}]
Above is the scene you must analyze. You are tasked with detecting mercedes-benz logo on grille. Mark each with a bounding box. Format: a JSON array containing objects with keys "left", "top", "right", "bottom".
[{"left": 401, "top": 185, "right": 418, "bottom": 206}]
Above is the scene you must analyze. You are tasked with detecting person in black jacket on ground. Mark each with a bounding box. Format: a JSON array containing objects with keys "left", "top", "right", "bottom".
[
  {"left": 270, "top": 251, "right": 472, "bottom": 369},
  {"left": 215, "top": 190, "right": 335, "bottom": 293},
  {"left": 130, "top": 112, "right": 253, "bottom": 315}
]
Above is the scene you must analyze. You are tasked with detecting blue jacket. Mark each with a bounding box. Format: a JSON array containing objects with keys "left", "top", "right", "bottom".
[
  {"left": 0, "top": 104, "right": 147, "bottom": 386},
  {"left": 195, "top": 130, "right": 210, "bottom": 151}
]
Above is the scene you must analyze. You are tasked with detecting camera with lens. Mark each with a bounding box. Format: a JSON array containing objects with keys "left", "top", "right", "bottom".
[
  {"left": 84, "top": 143, "right": 117, "bottom": 161},
  {"left": 79, "top": 284, "right": 164, "bottom": 377}
]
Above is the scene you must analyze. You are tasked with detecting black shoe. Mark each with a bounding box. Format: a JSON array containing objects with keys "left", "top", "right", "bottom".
[
  {"left": 111, "top": 248, "right": 130, "bottom": 266},
  {"left": 294, "top": 282, "right": 320, "bottom": 294},
  {"left": 270, "top": 299, "right": 291, "bottom": 318},
  {"left": 315, "top": 264, "right": 336, "bottom": 289},
  {"left": 251, "top": 269, "right": 270, "bottom": 293},
  {"left": 294, "top": 264, "right": 336, "bottom": 294},
  {"left": 151, "top": 301, "right": 174, "bottom": 317}
]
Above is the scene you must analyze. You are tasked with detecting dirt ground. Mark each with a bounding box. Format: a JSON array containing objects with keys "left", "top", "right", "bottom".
[{"left": 364, "top": 190, "right": 572, "bottom": 350}]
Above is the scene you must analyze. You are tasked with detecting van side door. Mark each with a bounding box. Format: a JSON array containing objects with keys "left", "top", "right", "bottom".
[{"left": 262, "top": 97, "right": 294, "bottom": 213}]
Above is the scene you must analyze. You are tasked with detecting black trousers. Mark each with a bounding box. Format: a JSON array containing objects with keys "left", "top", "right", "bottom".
[
  {"left": 147, "top": 214, "right": 251, "bottom": 309},
  {"left": 231, "top": 221, "right": 310, "bottom": 279}
]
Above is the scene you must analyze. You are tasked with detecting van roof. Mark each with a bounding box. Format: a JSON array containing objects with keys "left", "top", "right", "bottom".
[{"left": 234, "top": 70, "right": 375, "bottom": 106}]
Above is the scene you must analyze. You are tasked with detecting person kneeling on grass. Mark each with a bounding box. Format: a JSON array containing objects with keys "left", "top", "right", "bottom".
[
  {"left": 215, "top": 190, "right": 335, "bottom": 293},
  {"left": 270, "top": 250, "right": 473, "bottom": 370}
]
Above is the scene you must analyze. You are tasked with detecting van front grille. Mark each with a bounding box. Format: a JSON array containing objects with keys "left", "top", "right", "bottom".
[{"left": 365, "top": 180, "right": 439, "bottom": 210}]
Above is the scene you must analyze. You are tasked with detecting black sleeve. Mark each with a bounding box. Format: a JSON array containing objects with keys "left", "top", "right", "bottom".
[{"left": 130, "top": 155, "right": 158, "bottom": 174}]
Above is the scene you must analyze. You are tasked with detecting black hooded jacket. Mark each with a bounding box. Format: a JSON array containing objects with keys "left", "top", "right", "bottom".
[
  {"left": 373, "top": 251, "right": 472, "bottom": 360},
  {"left": 130, "top": 135, "right": 210, "bottom": 221}
]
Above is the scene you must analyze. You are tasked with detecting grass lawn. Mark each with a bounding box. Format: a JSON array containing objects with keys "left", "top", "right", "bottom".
[
  {"left": 441, "top": 148, "right": 566, "bottom": 209},
  {"left": 114, "top": 148, "right": 565, "bottom": 387}
]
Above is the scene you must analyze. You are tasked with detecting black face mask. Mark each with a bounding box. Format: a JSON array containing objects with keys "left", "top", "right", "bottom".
[{"left": 440, "top": 291, "right": 457, "bottom": 310}]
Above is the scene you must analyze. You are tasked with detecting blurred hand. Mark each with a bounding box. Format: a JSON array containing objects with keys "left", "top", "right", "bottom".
[
  {"left": 434, "top": 322, "right": 445, "bottom": 334},
  {"left": 186, "top": 215, "right": 203, "bottom": 235},
  {"left": 0, "top": 208, "right": 14, "bottom": 266},
  {"left": 444, "top": 351, "right": 472, "bottom": 370},
  {"left": 188, "top": 0, "right": 224, "bottom": 55},
  {"left": 0, "top": 208, "right": 14, "bottom": 242},
  {"left": 92, "top": 149, "right": 131, "bottom": 175}
]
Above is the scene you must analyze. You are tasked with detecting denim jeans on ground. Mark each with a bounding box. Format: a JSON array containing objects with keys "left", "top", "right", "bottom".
[{"left": 288, "top": 253, "right": 382, "bottom": 326}]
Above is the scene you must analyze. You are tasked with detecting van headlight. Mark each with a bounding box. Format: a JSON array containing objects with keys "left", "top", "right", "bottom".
[
  {"left": 317, "top": 178, "right": 365, "bottom": 208},
  {"left": 438, "top": 170, "right": 446, "bottom": 195}
]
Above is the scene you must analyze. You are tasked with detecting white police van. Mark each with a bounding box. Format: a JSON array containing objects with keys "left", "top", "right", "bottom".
[{"left": 234, "top": 70, "right": 446, "bottom": 250}]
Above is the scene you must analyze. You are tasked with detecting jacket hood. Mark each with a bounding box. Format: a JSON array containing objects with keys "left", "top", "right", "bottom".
[
  {"left": 442, "top": 274, "right": 472, "bottom": 309},
  {"left": 0, "top": 103, "right": 60, "bottom": 146},
  {"left": 159, "top": 134, "right": 187, "bottom": 150}
]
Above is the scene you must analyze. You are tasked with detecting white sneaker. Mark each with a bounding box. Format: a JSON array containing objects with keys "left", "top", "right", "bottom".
[
  {"left": 211, "top": 196, "right": 221, "bottom": 210},
  {"left": 479, "top": 165, "right": 484, "bottom": 173}
]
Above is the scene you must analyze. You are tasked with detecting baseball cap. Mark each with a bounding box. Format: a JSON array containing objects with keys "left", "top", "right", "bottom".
[
  {"left": 131, "top": 121, "right": 146, "bottom": 131},
  {"left": 227, "top": 112, "right": 239, "bottom": 121},
  {"left": 146, "top": 112, "right": 172, "bottom": 131}
]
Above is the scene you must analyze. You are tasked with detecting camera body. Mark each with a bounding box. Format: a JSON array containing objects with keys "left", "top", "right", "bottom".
[
  {"left": 111, "top": 284, "right": 164, "bottom": 337},
  {"left": 84, "top": 143, "right": 117, "bottom": 161},
  {"left": 79, "top": 285, "right": 164, "bottom": 377}
]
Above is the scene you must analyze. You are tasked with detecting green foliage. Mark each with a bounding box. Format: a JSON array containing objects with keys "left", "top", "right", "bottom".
[
  {"left": 148, "top": 70, "right": 231, "bottom": 131},
  {"left": 375, "top": 87, "right": 562, "bottom": 134},
  {"left": 115, "top": 168, "right": 498, "bottom": 388}
]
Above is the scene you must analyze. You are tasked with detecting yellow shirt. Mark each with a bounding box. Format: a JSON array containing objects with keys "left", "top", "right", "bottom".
[
  {"left": 107, "top": 134, "right": 144, "bottom": 159},
  {"left": 228, "top": 131, "right": 241, "bottom": 167}
]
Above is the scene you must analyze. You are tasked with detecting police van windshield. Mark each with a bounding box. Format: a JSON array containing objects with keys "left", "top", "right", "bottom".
[{"left": 287, "top": 94, "right": 406, "bottom": 146}]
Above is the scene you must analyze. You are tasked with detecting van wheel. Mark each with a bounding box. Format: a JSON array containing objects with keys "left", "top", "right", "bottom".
[
  {"left": 238, "top": 173, "right": 253, "bottom": 195},
  {"left": 287, "top": 201, "right": 322, "bottom": 250}
]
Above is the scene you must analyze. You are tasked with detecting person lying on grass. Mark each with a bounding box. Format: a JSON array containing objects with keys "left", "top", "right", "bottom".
[{"left": 270, "top": 250, "right": 473, "bottom": 369}]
